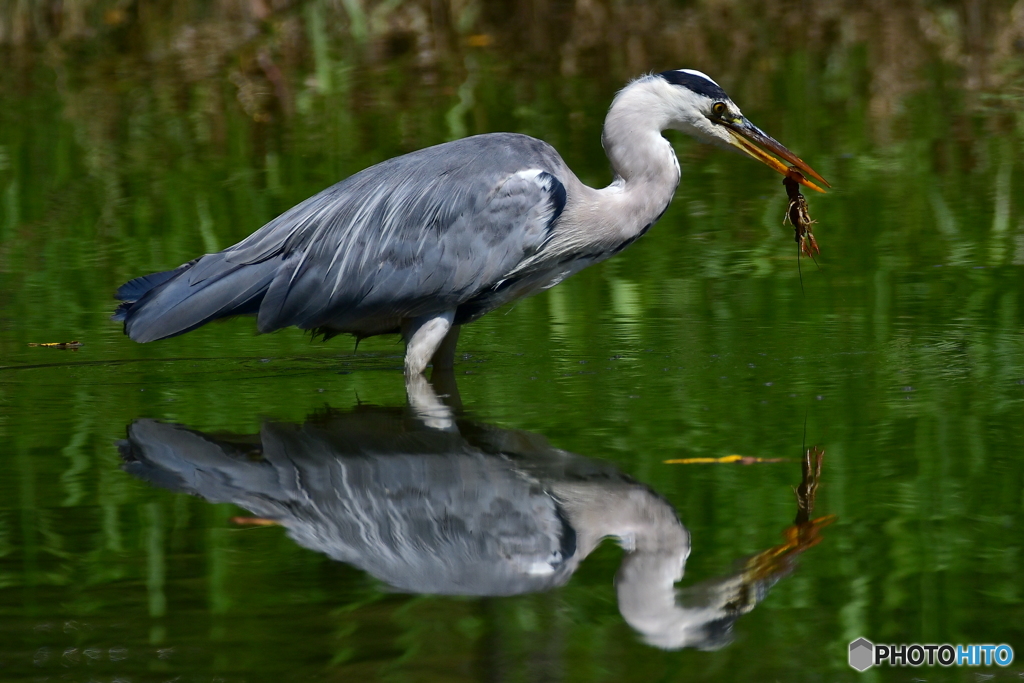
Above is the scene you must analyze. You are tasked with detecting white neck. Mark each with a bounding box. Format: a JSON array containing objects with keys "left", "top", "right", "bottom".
[
  {"left": 602, "top": 78, "right": 681, "bottom": 187},
  {"left": 555, "top": 78, "right": 684, "bottom": 255},
  {"left": 509, "top": 77, "right": 704, "bottom": 277}
]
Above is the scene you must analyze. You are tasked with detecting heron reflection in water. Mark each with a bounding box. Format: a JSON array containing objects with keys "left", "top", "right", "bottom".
[
  {"left": 120, "top": 381, "right": 833, "bottom": 650},
  {"left": 114, "top": 70, "right": 828, "bottom": 376}
]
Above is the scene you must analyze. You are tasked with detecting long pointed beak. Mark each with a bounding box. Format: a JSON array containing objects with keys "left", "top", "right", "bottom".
[{"left": 721, "top": 118, "right": 830, "bottom": 193}]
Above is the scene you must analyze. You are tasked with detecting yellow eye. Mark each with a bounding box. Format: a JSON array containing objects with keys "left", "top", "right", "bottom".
[{"left": 712, "top": 102, "right": 727, "bottom": 116}]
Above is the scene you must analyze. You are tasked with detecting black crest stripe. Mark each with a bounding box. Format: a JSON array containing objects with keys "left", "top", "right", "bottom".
[{"left": 657, "top": 70, "right": 729, "bottom": 101}]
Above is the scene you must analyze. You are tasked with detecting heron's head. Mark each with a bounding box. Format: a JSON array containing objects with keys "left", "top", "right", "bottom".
[{"left": 654, "top": 69, "right": 829, "bottom": 193}]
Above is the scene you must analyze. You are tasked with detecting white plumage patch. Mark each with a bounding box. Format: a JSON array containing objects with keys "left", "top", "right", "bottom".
[
  {"left": 513, "top": 168, "right": 563, "bottom": 242},
  {"left": 514, "top": 168, "right": 551, "bottom": 187},
  {"left": 514, "top": 168, "right": 562, "bottom": 199}
]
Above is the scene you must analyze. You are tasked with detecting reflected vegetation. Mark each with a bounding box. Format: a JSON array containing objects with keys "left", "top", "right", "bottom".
[{"left": 120, "top": 378, "right": 833, "bottom": 651}]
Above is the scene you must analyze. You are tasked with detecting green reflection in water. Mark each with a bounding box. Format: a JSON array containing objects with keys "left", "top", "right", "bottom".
[{"left": 1, "top": 1, "right": 1024, "bottom": 681}]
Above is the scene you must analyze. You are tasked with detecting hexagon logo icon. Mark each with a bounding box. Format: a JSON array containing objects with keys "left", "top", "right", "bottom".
[{"left": 849, "top": 638, "right": 874, "bottom": 671}]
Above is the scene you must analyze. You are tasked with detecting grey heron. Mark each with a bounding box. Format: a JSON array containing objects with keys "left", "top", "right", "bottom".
[{"left": 114, "top": 69, "right": 828, "bottom": 375}]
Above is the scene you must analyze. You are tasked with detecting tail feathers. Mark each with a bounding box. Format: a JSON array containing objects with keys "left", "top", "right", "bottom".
[
  {"left": 115, "top": 254, "right": 280, "bottom": 342},
  {"left": 111, "top": 300, "right": 133, "bottom": 322},
  {"left": 115, "top": 260, "right": 198, "bottom": 303}
]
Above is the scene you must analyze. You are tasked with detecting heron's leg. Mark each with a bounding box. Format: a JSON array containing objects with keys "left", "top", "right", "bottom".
[
  {"left": 430, "top": 324, "right": 461, "bottom": 371},
  {"left": 401, "top": 311, "right": 456, "bottom": 376}
]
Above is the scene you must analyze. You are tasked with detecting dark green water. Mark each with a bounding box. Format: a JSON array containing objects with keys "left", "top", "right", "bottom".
[{"left": 2, "top": 8, "right": 1024, "bottom": 682}]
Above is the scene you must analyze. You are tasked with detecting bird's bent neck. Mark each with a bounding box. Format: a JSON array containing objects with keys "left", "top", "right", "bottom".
[
  {"left": 602, "top": 80, "right": 679, "bottom": 186},
  {"left": 592, "top": 78, "right": 682, "bottom": 242},
  {"left": 517, "top": 77, "right": 684, "bottom": 267}
]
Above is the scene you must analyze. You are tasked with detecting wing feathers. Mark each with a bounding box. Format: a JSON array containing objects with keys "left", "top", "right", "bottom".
[
  {"left": 253, "top": 136, "right": 568, "bottom": 333},
  {"left": 116, "top": 133, "right": 569, "bottom": 342}
]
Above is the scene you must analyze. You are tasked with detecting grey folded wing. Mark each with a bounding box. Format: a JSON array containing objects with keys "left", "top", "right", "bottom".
[{"left": 122, "top": 133, "right": 567, "bottom": 341}]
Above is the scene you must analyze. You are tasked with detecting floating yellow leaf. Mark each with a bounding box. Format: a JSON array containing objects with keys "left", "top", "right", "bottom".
[
  {"left": 28, "top": 341, "right": 83, "bottom": 349},
  {"left": 663, "top": 454, "right": 788, "bottom": 465}
]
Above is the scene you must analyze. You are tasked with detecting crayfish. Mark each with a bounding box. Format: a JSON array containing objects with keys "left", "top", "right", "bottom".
[{"left": 783, "top": 167, "right": 820, "bottom": 290}]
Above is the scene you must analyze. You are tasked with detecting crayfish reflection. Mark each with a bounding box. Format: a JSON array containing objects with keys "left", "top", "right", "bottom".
[{"left": 119, "top": 382, "right": 833, "bottom": 651}]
